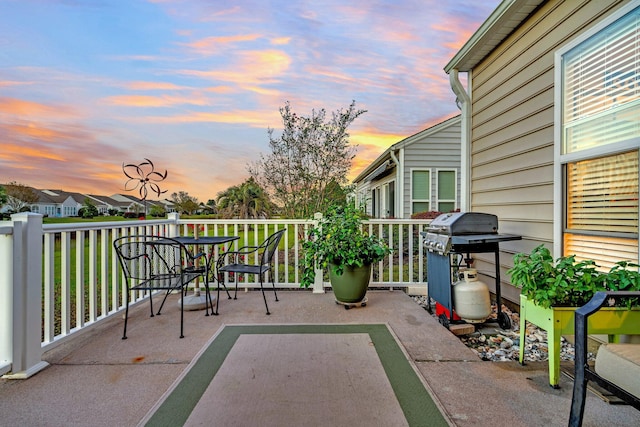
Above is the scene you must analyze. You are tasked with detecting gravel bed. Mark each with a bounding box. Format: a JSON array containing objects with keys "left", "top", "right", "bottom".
[{"left": 412, "top": 295, "right": 593, "bottom": 363}]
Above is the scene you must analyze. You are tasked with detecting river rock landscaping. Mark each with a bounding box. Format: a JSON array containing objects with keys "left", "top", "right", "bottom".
[{"left": 412, "top": 295, "right": 590, "bottom": 363}]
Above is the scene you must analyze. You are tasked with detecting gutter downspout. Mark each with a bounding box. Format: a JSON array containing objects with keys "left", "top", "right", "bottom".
[
  {"left": 449, "top": 69, "right": 472, "bottom": 212},
  {"left": 389, "top": 150, "right": 401, "bottom": 218}
]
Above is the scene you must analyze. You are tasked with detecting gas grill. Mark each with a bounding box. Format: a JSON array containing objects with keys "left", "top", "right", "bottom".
[{"left": 421, "top": 212, "right": 521, "bottom": 329}]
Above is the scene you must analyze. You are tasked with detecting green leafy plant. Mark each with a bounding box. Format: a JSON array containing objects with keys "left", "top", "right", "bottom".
[
  {"left": 508, "top": 244, "right": 640, "bottom": 308},
  {"left": 300, "top": 201, "right": 391, "bottom": 288}
]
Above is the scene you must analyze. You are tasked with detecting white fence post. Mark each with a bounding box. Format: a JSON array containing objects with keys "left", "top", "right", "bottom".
[
  {"left": 312, "top": 212, "right": 325, "bottom": 294},
  {"left": 168, "top": 212, "right": 180, "bottom": 237},
  {"left": 3, "top": 212, "right": 49, "bottom": 379},
  {"left": 0, "top": 222, "right": 14, "bottom": 375}
]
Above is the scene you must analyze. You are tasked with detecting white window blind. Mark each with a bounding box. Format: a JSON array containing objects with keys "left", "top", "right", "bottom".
[
  {"left": 562, "top": 7, "right": 640, "bottom": 154},
  {"left": 564, "top": 233, "right": 639, "bottom": 270},
  {"left": 566, "top": 151, "right": 638, "bottom": 234}
]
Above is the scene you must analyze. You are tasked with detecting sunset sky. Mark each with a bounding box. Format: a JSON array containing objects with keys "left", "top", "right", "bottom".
[{"left": 0, "top": 0, "right": 501, "bottom": 202}]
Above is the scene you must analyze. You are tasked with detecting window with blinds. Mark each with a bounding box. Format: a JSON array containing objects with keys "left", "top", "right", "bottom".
[
  {"left": 560, "top": 4, "right": 640, "bottom": 265},
  {"left": 562, "top": 6, "right": 640, "bottom": 154},
  {"left": 566, "top": 151, "right": 638, "bottom": 233},
  {"left": 411, "top": 170, "right": 430, "bottom": 214}
]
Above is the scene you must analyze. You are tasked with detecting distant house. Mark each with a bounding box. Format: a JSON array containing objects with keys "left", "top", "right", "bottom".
[
  {"left": 85, "top": 194, "right": 130, "bottom": 215},
  {"left": 353, "top": 115, "right": 461, "bottom": 219},
  {"left": 30, "top": 189, "right": 87, "bottom": 217},
  {"left": 444, "top": 0, "right": 639, "bottom": 301}
]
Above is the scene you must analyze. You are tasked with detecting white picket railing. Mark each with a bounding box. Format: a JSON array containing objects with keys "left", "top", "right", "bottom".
[{"left": 0, "top": 212, "right": 431, "bottom": 379}]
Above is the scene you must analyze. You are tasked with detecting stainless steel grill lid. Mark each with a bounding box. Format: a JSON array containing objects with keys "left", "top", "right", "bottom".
[
  {"left": 422, "top": 212, "right": 508, "bottom": 255},
  {"left": 427, "top": 212, "right": 498, "bottom": 235}
]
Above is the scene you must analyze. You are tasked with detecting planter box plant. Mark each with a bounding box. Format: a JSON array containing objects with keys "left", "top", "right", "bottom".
[
  {"left": 300, "top": 202, "right": 391, "bottom": 306},
  {"left": 508, "top": 245, "right": 640, "bottom": 387}
]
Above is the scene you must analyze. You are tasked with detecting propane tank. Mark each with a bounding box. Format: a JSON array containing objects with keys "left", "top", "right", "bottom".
[{"left": 453, "top": 269, "right": 491, "bottom": 323}]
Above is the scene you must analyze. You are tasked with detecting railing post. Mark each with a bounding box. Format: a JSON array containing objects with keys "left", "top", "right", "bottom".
[
  {"left": 312, "top": 212, "right": 325, "bottom": 294},
  {"left": 3, "top": 212, "right": 49, "bottom": 379},
  {"left": 0, "top": 222, "right": 14, "bottom": 375},
  {"left": 168, "top": 212, "right": 180, "bottom": 237}
]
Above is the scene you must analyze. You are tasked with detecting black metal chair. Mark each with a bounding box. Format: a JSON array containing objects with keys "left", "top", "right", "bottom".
[
  {"left": 569, "top": 291, "right": 640, "bottom": 426},
  {"left": 215, "top": 229, "right": 285, "bottom": 315},
  {"left": 113, "top": 235, "right": 208, "bottom": 339}
]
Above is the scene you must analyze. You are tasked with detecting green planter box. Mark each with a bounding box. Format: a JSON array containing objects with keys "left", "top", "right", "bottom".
[{"left": 519, "top": 294, "right": 640, "bottom": 387}]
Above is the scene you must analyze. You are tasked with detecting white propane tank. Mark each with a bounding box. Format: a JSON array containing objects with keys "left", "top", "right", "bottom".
[{"left": 453, "top": 269, "right": 491, "bottom": 323}]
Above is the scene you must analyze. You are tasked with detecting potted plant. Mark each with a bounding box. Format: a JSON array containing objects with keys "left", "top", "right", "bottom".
[
  {"left": 300, "top": 201, "right": 391, "bottom": 304},
  {"left": 507, "top": 244, "right": 640, "bottom": 387}
]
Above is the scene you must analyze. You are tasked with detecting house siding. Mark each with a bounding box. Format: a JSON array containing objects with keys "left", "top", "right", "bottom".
[
  {"left": 354, "top": 116, "right": 461, "bottom": 219},
  {"left": 464, "top": 0, "right": 629, "bottom": 302},
  {"left": 402, "top": 119, "right": 462, "bottom": 216}
]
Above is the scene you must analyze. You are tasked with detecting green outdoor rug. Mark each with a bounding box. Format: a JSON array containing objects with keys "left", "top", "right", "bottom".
[{"left": 141, "top": 324, "right": 449, "bottom": 427}]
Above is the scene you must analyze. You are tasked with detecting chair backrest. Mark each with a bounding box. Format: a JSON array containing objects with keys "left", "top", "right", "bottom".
[
  {"left": 260, "top": 229, "right": 286, "bottom": 268},
  {"left": 113, "top": 235, "right": 185, "bottom": 281}
]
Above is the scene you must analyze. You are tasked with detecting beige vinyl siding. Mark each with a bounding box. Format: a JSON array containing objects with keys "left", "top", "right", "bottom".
[{"left": 465, "top": 0, "right": 628, "bottom": 302}]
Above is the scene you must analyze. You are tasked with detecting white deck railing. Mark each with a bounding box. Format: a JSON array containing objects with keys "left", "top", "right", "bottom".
[{"left": 0, "top": 212, "right": 431, "bottom": 379}]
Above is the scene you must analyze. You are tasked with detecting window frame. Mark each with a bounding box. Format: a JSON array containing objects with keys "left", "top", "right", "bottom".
[{"left": 410, "top": 168, "right": 431, "bottom": 214}]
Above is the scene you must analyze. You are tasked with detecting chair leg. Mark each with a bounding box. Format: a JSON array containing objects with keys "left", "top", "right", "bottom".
[
  {"left": 271, "top": 272, "right": 279, "bottom": 302},
  {"left": 569, "top": 370, "right": 588, "bottom": 426},
  {"left": 122, "top": 294, "right": 130, "bottom": 340},
  {"left": 222, "top": 280, "right": 232, "bottom": 299},
  {"left": 157, "top": 289, "right": 172, "bottom": 315},
  {"left": 204, "top": 282, "right": 211, "bottom": 317},
  {"left": 214, "top": 274, "right": 222, "bottom": 315},
  {"left": 179, "top": 286, "right": 184, "bottom": 339},
  {"left": 149, "top": 292, "right": 155, "bottom": 317},
  {"left": 260, "top": 275, "right": 270, "bottom": 315}
]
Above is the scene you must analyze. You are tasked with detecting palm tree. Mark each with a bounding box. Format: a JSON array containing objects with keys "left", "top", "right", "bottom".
[{"left": 216, "top": 178, "right": 274, "bottom": 219}]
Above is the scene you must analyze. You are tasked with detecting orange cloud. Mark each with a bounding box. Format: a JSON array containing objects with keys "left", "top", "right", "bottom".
[
  {"left": 141, "top": 109, "right": 279, "bottom": 128},
  {"left": 177, "top": 49, "right": 291, "bottom": 85},
  {"left": 0, "top": 97, "right": 76, "bottom": 119},
  {"left": 103, "top": 94, "right": 210, "bottom": 107},
  {"left": 0, "top": 80, "right": 33, "bottom": 87},
  {"left": 125, "top": 81, "right": 187, "bottom": 91},
  {"left": 182, "top": 34, "right": 262, "bottom": 55},
  {"left": 204, "top": 86, "right": 235, "bottom": 94},
  {"left": 3, "top": 123, "right": 77, "bottom": 146},
  {"left": 271, "top": 37, "right": 291, "bottom": 45},
  {"left": 0, "top": 142, "right": 64, "bottom": 162}
]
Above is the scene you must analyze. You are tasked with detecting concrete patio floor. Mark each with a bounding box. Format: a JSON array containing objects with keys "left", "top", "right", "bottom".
[{"left": 1, "top": 290, "right": 639, "bottom": 426}]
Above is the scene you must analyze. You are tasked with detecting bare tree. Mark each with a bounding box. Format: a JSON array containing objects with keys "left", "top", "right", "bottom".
[
  {"left": 249, "top": 100, "right": 366, "bottom": 218},
  {"left": 3, "top": 181, "right": 39, "bottom": 213}
]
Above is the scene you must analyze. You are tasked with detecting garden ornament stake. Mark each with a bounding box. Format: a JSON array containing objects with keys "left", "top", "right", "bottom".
[{"left": 122, "top": 158, "right": 168, "bottom": 215}]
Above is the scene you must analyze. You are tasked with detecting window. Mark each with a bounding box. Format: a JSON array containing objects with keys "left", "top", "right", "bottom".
[
  {"left": 437, "top": 170, "right": 456, "bottom": 212},
  {"left": 558, "top": 3, "right": 640, "bottom": 268},
  {"left": 387, "top": 181, "right": 395, "bottom": 218},
  {"left": 411, "top": 170, "right": 430, "bottom": 214},
  {"left": 370, "top": 188, "right": 376, "bottom": 217}
]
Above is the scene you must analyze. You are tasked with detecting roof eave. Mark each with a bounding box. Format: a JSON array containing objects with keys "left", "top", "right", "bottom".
[{"left": 444, "top": 0, "right": 544, "bottom": 73}]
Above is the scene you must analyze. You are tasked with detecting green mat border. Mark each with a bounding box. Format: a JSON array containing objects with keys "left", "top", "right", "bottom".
[{"left": 144, "top": 324, "right": 448, "bottom": 427}]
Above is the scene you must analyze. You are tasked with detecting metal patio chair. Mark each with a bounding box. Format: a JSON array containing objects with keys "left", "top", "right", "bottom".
[
  {"left": 215, "top": 229, "right": 286, "bottom": 315},
  {"left": 113, "top": 235, "right": 208, "bottom": 339}
]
